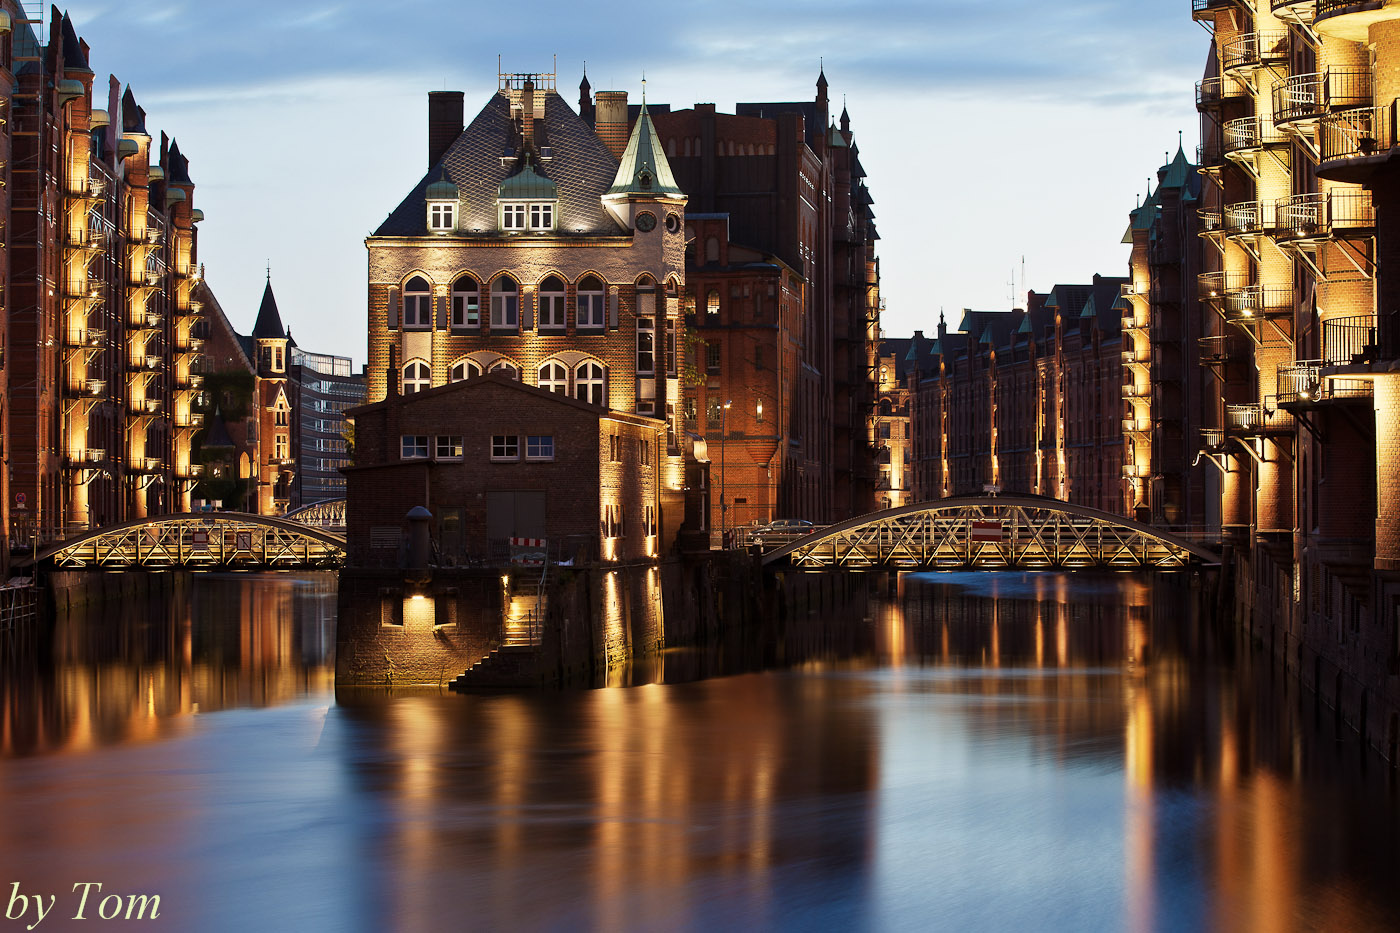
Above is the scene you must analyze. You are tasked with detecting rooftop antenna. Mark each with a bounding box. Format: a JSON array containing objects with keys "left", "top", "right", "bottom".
[
  {"left": 1008, "top": 268, "right": 1016, "bottom": 308},
  {"left": 266, "top": 260, "right": 270, "bottom": 282}
]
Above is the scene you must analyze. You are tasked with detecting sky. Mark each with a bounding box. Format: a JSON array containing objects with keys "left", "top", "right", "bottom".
[{"left": 61, "top": 0, "right": 1207, "bottom": 365}]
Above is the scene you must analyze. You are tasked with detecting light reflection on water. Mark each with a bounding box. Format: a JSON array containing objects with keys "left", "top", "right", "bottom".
[{"left": 0, "top": 571, "right": 1397, "bottom": 931}]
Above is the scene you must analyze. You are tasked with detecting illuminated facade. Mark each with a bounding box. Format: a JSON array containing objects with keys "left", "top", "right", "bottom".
[
  {"left": 365, "top": 69, "right": 688, "bottom": 544},
  {"left": 2, "top": 7, "right": 204, "bottom": 549},
  {"left": 872, "top": 338, "right": 913, "bottom": 508},
  {"left": 907, "top": 276, "right": 1129, "bottom": 514},
  {"left": 1190, "top": 0, "right": 1400, "bottom": 752},
  {"left": 649, "top": 74, "right": 883, "bottom": 526}
]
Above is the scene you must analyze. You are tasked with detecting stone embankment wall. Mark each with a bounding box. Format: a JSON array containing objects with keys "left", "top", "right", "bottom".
[
  {"left": 336, "top": 553, "right": 868, "bottom": 689},
  {"left": 1226, "top": 542, "right": 1400, "bottom": 763}
]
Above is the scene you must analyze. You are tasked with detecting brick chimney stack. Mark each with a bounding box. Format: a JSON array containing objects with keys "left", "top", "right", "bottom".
[
  {"left": 428, "top": 91, "right": 464, "bottom": 167},
  {"left": 594, "top": 91, "right": 629, "bottom": 159},
  {"left": 522, "top": 79, "right": 536, "bottom": 153}
]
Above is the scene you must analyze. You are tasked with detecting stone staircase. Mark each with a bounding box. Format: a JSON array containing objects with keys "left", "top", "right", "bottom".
[{"left": 450, "top": 564, "right": 549, "bottom": 689}]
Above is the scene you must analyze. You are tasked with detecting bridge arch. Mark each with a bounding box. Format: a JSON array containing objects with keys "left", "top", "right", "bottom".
[
  {"left": 23, "top": 512, "right": 346, "bottom": 571},
  {"left": 282, "top": 498, "right": 346, "bottom": 529},
  {"left": 762, "top": 496, "right": 1219, "bottom": 570}
]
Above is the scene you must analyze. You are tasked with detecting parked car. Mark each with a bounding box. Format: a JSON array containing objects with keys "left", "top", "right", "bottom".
[{"left": 754, "top": 519, "right": 814, "bottom": 534}]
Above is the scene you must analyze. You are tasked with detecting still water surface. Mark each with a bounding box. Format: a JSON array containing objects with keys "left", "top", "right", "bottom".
[{"left": 0, "top": 571, "right": 1397, "bottom": 931}]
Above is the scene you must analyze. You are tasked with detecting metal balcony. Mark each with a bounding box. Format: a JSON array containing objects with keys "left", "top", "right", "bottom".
[
  {"left": 1223, "top": 200, "right": 1279, "bottom": 237},
  {"left": 82, "top": 378, "right": 106, "bottom": 397},
  {"left": 1322, "top": 314, "right": 1378, "bottom": 365},
  {"left": 1123, "top": 418, "right": 1151, "bottom": 435},
  {"left": 1198, "top": 75, "right": 1248, "bottom": 109},
  {"left": 1271, "top": 0, "right": 1316, "bottom": 20},
  {"left": 1199, "top": 210, "right": 1223, "bottom": 233},
  {"left": 1223, "top": 284, "right": 1292, "bottom": 320},
  {"left": 1197, "top": 139, "right": 1224, "bottom": 169},
  {"left": 1278, "top": 360, "right": 1373, "bottom": 405},
  {"left": 1221, "top": 32, "right": 1288, "bottom": 73},
  {"left": 1197, "top": 271, "right": 1250, "bottom": 300},
  {"left": 1276, "top": 189, "right": 1374, "bottom": 239},
  {"left": 1223, "top": 115, "right": 1288, "bottom": 156},
  {"left": 1201, "top": 427, "right": 1226, "bottom": 450},
  {"left": 1273, "top": 69, "right": 1372, "bottom": 125},
  {"left": 1319, "top": 104, "right": 1396, "bottom": 180},
  {"left": 1225, "top": 403, "right": 1266, "bottom": 433},
  {"left": 1193, "top": 0, "right": 1240, "bottom": 19},
  {"left": 1198, "top": 335, "right": 1244, "bottom": 363}
]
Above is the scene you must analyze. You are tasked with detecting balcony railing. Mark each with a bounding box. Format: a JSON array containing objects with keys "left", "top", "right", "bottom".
[
  {"left": 1322, "top": 314, "right": 1378, "bottom": 364},
  {"left": 1123, "top": 418, "right": 1151, "bottom": 434},
  {"left": 1224, "top": 284, "right": 1292, "bottom": 319},
  {"left": 1198, "top": 335, "right": 1243, "bottom": 361},
  {"left": 1193, "top": 0, "right": 1238, "bottom": 17},
  {"left": 1201, "top": 428, "right": 1226, "bottom": 450},
  {"left": 1272, "top": 69, "right": 1372, "bottom": 125},
  {"left": 1221, "top": 32, "right": 1288, "bottom": 72},
  {"left": 1226, "top": 403, "right": 1265, "bottom": 432},
  {"left": 1197, "top": 271, "right": 1250, "bottom": 300},
  {"left": 85, "top": 448, "right": 106, "bottom": 464},
  {"left": 1271, "top": 0, "right": 1316, "bottom": 16},
  {"left": 82, "top": 378, "right": 106, "bottom": 397},
  {"left": 1276, "top": 189, "right": 1375, "bottom": 239},
  {"left": 1198, "top": 75, "right": 1248, "bottom": 108},
  {"left": 1223, "top": 115, "right": 1289, "bottom": 155},
  {"left": 1319, "top": 104, "right": 1396, "bottom": 168},
  {"left": 1223, "top": 199, "right": 1279, "bottom": 236},
  {"left": 1199, "top": 210, "right": 1222, "bottom": 233},
  {"left": 1317, "top": 0, "right": 1380, "bottom": 16},
  {"left": 1278, "top": 361, "right": 1373, "bottom": 403},
  {"left": 1197, "top": 138, "right": 1224, "bottom": 168}
]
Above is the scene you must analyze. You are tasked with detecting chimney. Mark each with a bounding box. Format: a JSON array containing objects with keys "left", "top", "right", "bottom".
[
  {"left": 427, "top": 91, "right": 464, "bottom": 167},
  {"left": 522, "top": 79, "right": 535, "bottom": 153},
  {"left": 594, "top": 91, "right": 629, "bottom": 160}
]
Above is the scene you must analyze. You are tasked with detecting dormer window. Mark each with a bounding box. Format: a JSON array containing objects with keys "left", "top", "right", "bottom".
[
  {"left": 530, "top": 203, "right": 554, "bottom": 229},
  {"left": 500, "top": 200, "right": 555, "bottom": 232},
  {"left": 497, "top": 164, "right": 559, "bottom": 234},
  {"left": 502, "top": 203, "right": 526, "bottom": 230},
  {"left": 428, "top": 201, "right": 455, "bottom": 233}
]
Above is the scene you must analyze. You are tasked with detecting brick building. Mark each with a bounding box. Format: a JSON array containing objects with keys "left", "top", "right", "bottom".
[
  {"left": 873, "top": 337, "right": 913, "bottom": 509},
  {"left": 643, "top": 73, "right": 883, "bottom": 529},
  {"left": 365, "top": 69, "right": 688, "bottom": 532},
  {"left": 906, "top": 275, "right": 1128, "bottom": 514},
  {"left": 1186, "top": 0, "right": 1400, "bottom": 753},
  {"left": 344, "top": 373, "right": 666, "bottom": 566},
  {"left": 1, "top": 6, "right": 206, "bottom": 554}
]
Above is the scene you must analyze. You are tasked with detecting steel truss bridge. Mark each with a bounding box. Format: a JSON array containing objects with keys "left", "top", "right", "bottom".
[
  {"left": 761, "top": 497, "right": 1220, "bottom": 570},
  {"left": 282, "top": 498, "right": 346, "bottom": 532},
  {"left": 22, "top": 513, "right": 347, "bottom": 571}
]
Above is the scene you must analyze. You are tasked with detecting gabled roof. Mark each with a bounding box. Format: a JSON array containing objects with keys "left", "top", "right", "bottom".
[
  {"left": 121, "top": 85, "right": 147, "bottom": 135},
  {"left": 59, "top": 12, "right": 92, "bottom": 75},
  {"left": 167, "top": 139, "right": 191, "bottom": 185},
  {"left": 375, "top": 91, "right": 624, "bottom": 237},
  {"left": 201, "top": 408, "right": 236, "bottom": 449},
  {"left": 252, "top": 279, "right": 286, "bottom": 340},
  {"left": 605, "top": 104, "right": 684, "bottom": 199}
]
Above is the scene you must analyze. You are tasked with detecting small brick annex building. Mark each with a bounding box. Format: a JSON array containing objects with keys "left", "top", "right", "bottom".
[{"left": 343, "top": 373, "right": 673, "bottom": 566}]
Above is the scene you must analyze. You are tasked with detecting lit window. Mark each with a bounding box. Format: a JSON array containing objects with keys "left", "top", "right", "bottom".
[
  {"left": 636, "top": 317, "right": 655, "bottom": 375},
  {"left": 428, "top": 202, "right": 455, "bottom": 232},
  {"left": 401, "top": 435, "right": 429, "bottom": 459},
  {"left": 683, "top": 397, "right": 697, "bottom": 424},
  {"left": 451, "top": 276, "right": 479, "bottom": 328},
  {"left": 449, "top": 359, "right": 482, "bottom": 383},
  {"left": 706, "top": 290, "right": 720, "bottom": 324},
  {"left": 275, "top": 434, "right": 288, "bottom": 460},
  {"left": 706, "top": 399, "right": 723, "bottom": 428},
  {"left": 491, "top": 435, "right": 519, "bottom": 460},
  {"left": 706, "top": 342, "right": 721, "bottom": 374},
  {"left": 435, "top": 435, "right": 463, "bottom": 459},
  {"left": 490, "top": 276, "right": 519, "bottom": 329},
  {"left": 403, "top": 276, "right": 432, "bottom": 328},
  {"left": 538, "top": 275, "right": 566, "bottom": 330},
  {"left": 502, "top": 204, "right": 526, "bottom": 230},
  {"left": 402, "top": 360, "right": 431, "bottom": 394},
  {"left": 577, "top": 275, "right": 605, "bottom": 330},
  {"left": 538, "top": 361, "right": 568, "bottom": 394},
  {"left": 526, "top": 435, "right": 554, "bottom": 460},
  {"left": 575, "top": 361, "right": 605, "bottom": 406}
]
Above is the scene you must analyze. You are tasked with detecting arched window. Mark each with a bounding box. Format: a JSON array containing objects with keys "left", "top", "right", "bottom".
[
  {"left": 402, "top": 359, "right": 431, "bottom": 394},
  {"left": 488, "top": 359, "right": 520, "bottom": 380},
  {"left": 667, "top": 137, "right": 676, "bottom": 157},
  {"left": 449, "top": 359, "right": 481, "bottom": 383},
  {"left": 636, "top": 274, "right": 655, "bottom": 292},
  {"left": 706, "top": 290, "right": 721, "bottom": 324},
  {"left": 538, "top": 275, "right": 566, "bottom": 330},
  {"left": 538, "top": 361, "right": 568, "bottom": 394},
  {"left": 403, "top": 276, "right": 431, "bottom": 328},
  {"left": 879, "top": 399, "right": 892, "bottom": 416},
  {"left": 577, "top": 275, "right": 605, "bottom": 330},
  {"left": 451, "top": 275, "right": 479, "bottom": 329},
  {"left": 490, "top": 275, "right": 518, "bottom": 329},
  {"left": 575, "top": 361, "right": 605, "bottom": 406}
]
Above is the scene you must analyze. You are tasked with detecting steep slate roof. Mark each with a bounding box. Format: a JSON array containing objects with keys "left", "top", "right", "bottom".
[
  {"left": 167, "top": 139, "right": 191, "bottom": 184},
  {"left": 606, "top": 105, "right": 684, "bottom": 199},
  {"left": 202, "top": 408, "right": 236, "bottom": 449},
  {"left": 252, "top": 279, "right": 286, "bottom": 339},
  {"left": 375, "top": 91, "right": 625, "bottom": 237},
  {"left": 59, "top": 11, "right": 92, "bottom": 74}
]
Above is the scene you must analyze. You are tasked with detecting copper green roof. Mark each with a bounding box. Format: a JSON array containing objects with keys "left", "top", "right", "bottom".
[
  {"left": 498, "top": 162, "right": 557, "bottom": 200},
  {"left": 1160, "top": 145, "right": 1195, "bottom": 190},
  {"left": 1080, "top": 295, "right": 1098, "bottom": 319},
  {"left": 426, "top": 166, "right": 459, "bottom": 201},
  {"left": 605, "top": 104, "right": 684, "bottom": 199}
]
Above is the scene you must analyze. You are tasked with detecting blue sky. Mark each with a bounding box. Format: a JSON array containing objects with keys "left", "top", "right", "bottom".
[{"left": 65, "top": 0, "right": 1205, "bottom": 364}]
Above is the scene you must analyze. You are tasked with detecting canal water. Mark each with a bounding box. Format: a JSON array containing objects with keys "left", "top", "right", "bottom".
[{"left": 1, "top": 571, "right": 1397, "bottom": 931}]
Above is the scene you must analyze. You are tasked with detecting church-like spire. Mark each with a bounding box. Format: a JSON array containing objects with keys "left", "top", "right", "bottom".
[
  {"left": 252, "top": 277, "right": 287, "bottom": 340},
  {"left": 603, "top": 101, "right": 684, "bottom": 199}
]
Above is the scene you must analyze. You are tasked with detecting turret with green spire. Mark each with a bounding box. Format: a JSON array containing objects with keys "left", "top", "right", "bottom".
[{"left": 601, "top": 82, "right": 685, "bottom": 229}]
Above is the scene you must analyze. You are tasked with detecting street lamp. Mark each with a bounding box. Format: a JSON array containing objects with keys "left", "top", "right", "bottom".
[{"left": 720, "top": 399, "right": 732, "bottom": 547}]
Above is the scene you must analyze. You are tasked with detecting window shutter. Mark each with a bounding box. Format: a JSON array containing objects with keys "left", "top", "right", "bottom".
[
  {"left": 522, "top": 293, "right": 534, "bottom": 331},
  {"left": 608, "top": 289, "right": 619, "bottom": 329},
  {"left": 436, "top": 295, "right": 448, "bottom": 329},
  {"left": 387, "top": 288, "right": 399, "bottom": 329}
]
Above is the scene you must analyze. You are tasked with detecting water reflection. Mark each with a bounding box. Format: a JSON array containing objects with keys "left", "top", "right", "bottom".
[
  {"left": 0, "top": 571, "right": 1397, "bottom": 930},
  {"left": 0, "top": 573, "right": 336, "bottom": 757}
]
